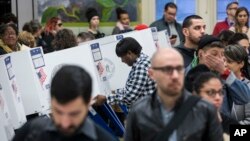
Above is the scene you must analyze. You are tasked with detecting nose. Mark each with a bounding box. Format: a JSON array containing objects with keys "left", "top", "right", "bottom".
[
  {"left": 61, "top": 116, "right": 71, "bottom": 129},
  {"left": 171, "top": 69, "right": 179, "bottom": 78},
  {"left": 201, "top": 27, "right": 205, "bottom": 34}
]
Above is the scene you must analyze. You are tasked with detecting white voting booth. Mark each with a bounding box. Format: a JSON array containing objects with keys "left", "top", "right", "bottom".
[
  {"left": 157, "top": 30, "right": 172, "bottom": 48},
  {"left": 9, "top": 47, "right": 50, "bottom": 116},
  {"left": 0, "top": 56, "right": 26, "bottom": 129},
  {"left": 0, "top": 83, "right": 15, "bottom": 141},
  {"left": 92, "top": 28, "right": 157, "bottom": 91},
  {"left": 44, "top": 44, "right": 111, "bottom": 98}
]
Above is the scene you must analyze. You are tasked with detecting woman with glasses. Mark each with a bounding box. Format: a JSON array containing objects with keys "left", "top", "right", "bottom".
[
  {"left": 229, "top": 7, "right": 250, "bottom": 42},
  {"left": 41, "top": 17, "right": 63, "bottom": 53},
  {"left": 0, "top": 23, "right": 21, "bottom": 55},
  {"left": 193, "top": 72, "right": 238, "bottom": 137},
  {"left": 224, "top": 44, "right": 250, "bottom": 125}
]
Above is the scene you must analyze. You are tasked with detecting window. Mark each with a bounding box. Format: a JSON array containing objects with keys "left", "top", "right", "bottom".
[
  {"left": 217, "top": 0, "right": 250, "bottom": 21},
  {"left": 156, "top": 0, "right": 195, "bottom": 23}
]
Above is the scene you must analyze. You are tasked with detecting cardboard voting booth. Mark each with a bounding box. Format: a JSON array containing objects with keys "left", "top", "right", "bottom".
[
  {"left": 9, "top": 47, "right": 50, "bottom": 116},
  {"left": 44, "top": 44, "right": 111, "bottom": 98},
  {"left": 157, "top": 30, "right": 172, "bottom": 48},
  {"left": 0, "top": 56, "right": 27, "bottom": 129},
  {"left": 96, "top": 28, "right": 157, "bottom": 91},
  {"left": 0, "top": 83, "right": 15, "bottom": 141}
]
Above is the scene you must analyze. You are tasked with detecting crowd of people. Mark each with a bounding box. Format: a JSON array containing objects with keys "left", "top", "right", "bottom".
[{"left": 1, "top": 1, "right": 250, "bottom": 141}]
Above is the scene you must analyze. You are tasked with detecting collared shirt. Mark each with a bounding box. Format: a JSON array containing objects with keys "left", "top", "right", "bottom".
[
  {"left": 107, "top": 53, "right": 155, "bottom": 107},
  {"left": 12, "top": 117, "right": 117, "bottom": 141},
  {"left": 157, "top": 95, "right": 177, "bottom": 141}
]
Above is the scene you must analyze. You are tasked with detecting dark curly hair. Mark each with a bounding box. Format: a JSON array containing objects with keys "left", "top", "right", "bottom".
[{"left": 52, "top": 28, "right": 77, "bottom": 50}]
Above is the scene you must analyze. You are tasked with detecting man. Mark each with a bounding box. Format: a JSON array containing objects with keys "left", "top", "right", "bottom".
[
  {"left": 212, "top": 2, "right": 238, "bottom": 36},
  {"left": 228, "top": 32, "right": 250, "bottom": 53},
  {"left": 125, "top": 48, "right": 223, "bottom": 141},
  {"left": 12, "top": 65, "right": 117, "bottom": 141},
  {"left": 150, "top": 2, "right": 184, "bottom": 47},
  {"left": 175, "top": 15, "right": 206, "bottom": 67},
  {"left": 188, "top": 34, "right": 250, "bottom": 116},
  {"left": 94, "top": 37, "right": 155, "bottom": 108}
]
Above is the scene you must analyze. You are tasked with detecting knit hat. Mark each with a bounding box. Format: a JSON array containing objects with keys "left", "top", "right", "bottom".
[
  {"left": 198, "top": 35, "right": 221, "bottom": 51},
  {"left": 86, "top": 8, "right": 99, "bottom": 22}
]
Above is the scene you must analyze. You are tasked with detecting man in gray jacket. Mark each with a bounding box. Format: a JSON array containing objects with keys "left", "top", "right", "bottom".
[
  {"left": 125, "top": 48, "right": 223, "bottom": 141},
  {"left": 150, "top": 2, "right": 184, "bottom": 47}
]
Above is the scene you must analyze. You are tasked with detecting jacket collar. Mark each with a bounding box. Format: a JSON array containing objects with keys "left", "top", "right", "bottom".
[
  {"left": 45, "top": 117, "right": 97, "bottom": 140},
  {"left": 151, "top": 89, "right": 189, "bottom": 111}
]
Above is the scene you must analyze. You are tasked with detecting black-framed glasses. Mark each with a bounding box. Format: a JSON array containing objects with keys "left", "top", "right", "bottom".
[
  {"left": 152, "top": 65, "right": 184, "bottom": 75},
  {"left": 201, "top": 89, "right": 224, "bottom": 98}
]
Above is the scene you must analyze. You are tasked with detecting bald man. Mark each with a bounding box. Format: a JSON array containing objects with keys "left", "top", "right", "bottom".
[{"left": 125, "top": 48, "right": 223, "bottom": 141}]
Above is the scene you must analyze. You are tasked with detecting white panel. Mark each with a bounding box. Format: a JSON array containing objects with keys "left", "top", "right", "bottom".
[
  {"left": 10, "top": 48, "right": 50, "bottom": 116},
  {"left": 157, "top": 30, "right": 172, "bottom": 48},
  {"left": 44, "top": 44, "right": 106, "bottom": 97},
  {"left": 0, "top": 56, "right": 27, "bottom": 129}
]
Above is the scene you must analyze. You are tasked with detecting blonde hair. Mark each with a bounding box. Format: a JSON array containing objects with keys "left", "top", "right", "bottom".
[{"left": 18, "top": 31, "right": 36, "bottom": 47}]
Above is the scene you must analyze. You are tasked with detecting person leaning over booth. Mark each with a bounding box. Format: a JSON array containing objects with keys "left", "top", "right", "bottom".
[
  {"left": 94, "top": 37, "right": 155, "bottom": 109},
  {"left": 12, "top": 65, "right": 118, "bottom": 141},
  {"left": 125, "top": 48, "right": 223, "bottom": 141}
]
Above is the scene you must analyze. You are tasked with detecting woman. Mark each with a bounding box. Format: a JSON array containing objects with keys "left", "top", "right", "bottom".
[
  {"left": 18, "top": 31, "right": 36, "bottom": 48},
  {"left": 0, "top": 24, "right": 21, "bottom": 55},
  {"left": 229, "top": 7, "right": 250, "bottom": 41},
  {"left": 228, "top": 33, "right": 250, "bottom": 54},
  {"left": 112, "top": 7, "right": 132, "bottom": 35},
  {"left": 193, "top": 72, "right": 238, "bottom": 137},
  {"left": 41, "top": 17, "right": 63, "bottom": 53},
  {"left": 224, "top": 44, "right": 250, "bottom": 125},
  {"left": 85, "top": 8, "right": 105, "bottom": 39},
  {"left": 52, "top": 28, "right": 77, "bottom": 51}
]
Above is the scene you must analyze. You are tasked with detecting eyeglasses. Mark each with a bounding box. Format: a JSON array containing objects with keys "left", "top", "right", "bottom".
[
  {"left": 152, "top": 65, "right": 184, "bottom": 75},
  {"left": 228, "top": 7, "right": 237, "bottom": 10},
  {"left": 57, "top": 23, "right": 63, "bottom": 27},
  {"left": 201, "top": 89, "right": 224, "bottom": 98}
]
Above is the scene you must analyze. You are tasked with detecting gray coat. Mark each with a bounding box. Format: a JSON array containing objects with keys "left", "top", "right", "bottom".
[{"left": 231, "top": 78, "right": 250, "bottom": 125}]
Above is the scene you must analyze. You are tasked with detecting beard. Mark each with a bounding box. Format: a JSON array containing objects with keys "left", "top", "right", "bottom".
[
  {"left": 55, "top": 123, "right": 79, "bottom": 137},
  {"left": 158, "top": 82, "right": 183, "bottom": 97}
]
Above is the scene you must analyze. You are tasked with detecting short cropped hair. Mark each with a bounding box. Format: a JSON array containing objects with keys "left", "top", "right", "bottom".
[
  {"left": 164, "top": 2, "right": 177, "bottom": 11},
  {"left": 182, "top": 15, "right": 203, "bottom": 28},
  {"left": 50, "top": 65, "right": 92, "bottom": 104},
  {"left": 115, "top": 37, "right": 142, "bottom": 57}
]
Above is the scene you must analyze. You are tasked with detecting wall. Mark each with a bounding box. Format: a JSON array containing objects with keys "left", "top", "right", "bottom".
[{"left": 12, "top": 0, "right": 216, "bottom": 35}]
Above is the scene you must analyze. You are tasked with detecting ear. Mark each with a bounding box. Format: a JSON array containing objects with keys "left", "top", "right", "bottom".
[
  {"left": 148, "top": 68, "right": 155, "bottom": 81},
  {"left": 198, "top": 50, "right": 203, "bottom": 58},
  {"left": 182, "top": 28, "right": 189, "bottom": 36},
  {"left": 240, "top": 61, "right": 245, "bottom": 68}
]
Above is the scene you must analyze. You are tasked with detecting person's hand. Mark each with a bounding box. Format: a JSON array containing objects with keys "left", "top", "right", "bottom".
[
  {"left": 170, "top": 38, "right": 177, "bottom": 45},
  {"left": 205, "top": 54, "right": 225, "bottom": 74},
  {"left": 93, "top": 95, "right": 107, "bottom": 106}
]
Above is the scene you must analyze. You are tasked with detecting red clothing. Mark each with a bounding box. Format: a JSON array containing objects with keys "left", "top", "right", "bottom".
[{"left": 212, "top": 19, "right": 230, "bottom": 37}]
